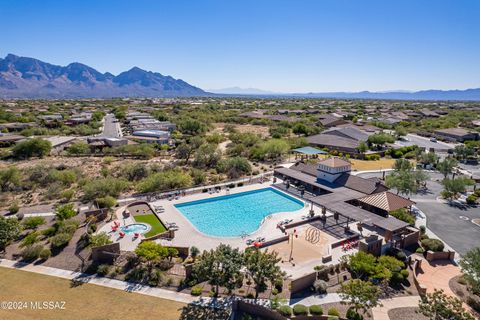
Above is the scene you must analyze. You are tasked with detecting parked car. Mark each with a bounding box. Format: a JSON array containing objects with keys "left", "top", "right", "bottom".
[{"left": 430, "top": 137, "right": 437, "bottom": 142}]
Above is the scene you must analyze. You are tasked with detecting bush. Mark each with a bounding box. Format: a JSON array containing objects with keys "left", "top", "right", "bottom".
[
  {"left": 400, "top": 269, "right": 409, "bottom": 279},
  {"left": 21, "top": 231, "right": 40, "bottom": 247},
  {"left": 385, "top": 247, "right": 407, "bottom": 262},
  {"left": 88, "top": 232, "right": 112, "bottom": 248},
  {"left": 328, "top": 307, "right": 340, "bottom": 317},
  {"left": 466, "top": 194, "right": 477, "bottom": 204},
  {"left": 293, "top": 304, "right": 308, "bottom": 316},
  {"left": 190, "top": 286, "right": 202, "bottom": 296},
  {"left": 12, "top": 138, "right": 52, "bottom": 159},
  {"left": 22, "top": 216, "right": 46, "bottom": 230},
  {"left": 50, "top": 232, "right": 73, "bottom": 248},
  {"left": 56, "top": 219, "right": 79, "bottom": 235},
  {"left": 313, "top": 279, "right": 328, "bottom": 294},
  {"left": 346, "top": 307, "right": 363, "bottom": 320},
  {"left": 97, "top": 264, "right": 110, "bottom": 276},
  {"left": 39, "top": 248, "right": 51, "bottom": 260},
  {"left": 42, "top": 226, "right": 57, "bottom": 237},
  {"left": 55, "top": 203, "right": 77, "bottom": 220},
  {"left": 21, "top": 244, "right": 43, "bottom": 262},
  {"left": 421, "top": 238, "right": 444, "bottom": 252},
  {"left": 277, "top": 305, "right": 292, "bottom": 317},
  {"left": 419, "top": 225, "right": 426, "bottom": 235},
  {"left": 415, "top": 247, "right": 425, "bottom": 254},
  {"left": 9, "top": 203, "right": 19, "bottom": 214},
  {"left": 309, "top": 305, "right": 323, "bottom": 316}
]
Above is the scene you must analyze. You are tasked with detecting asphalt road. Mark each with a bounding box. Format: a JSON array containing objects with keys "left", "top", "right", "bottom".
[
  {"left": 358, "top": 171, "right": 480, "bottom": 256},
  {"left": 101, "top": 113, "right": 121, "bottom": 138},
  {"left": 395, "top": 134, "right": 456, "bottom": 151}
]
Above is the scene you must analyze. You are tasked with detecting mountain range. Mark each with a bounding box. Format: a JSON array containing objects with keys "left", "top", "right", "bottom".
[
  {"left": 1, "top": 54, "right": 480, "bottom": 101},
  {"left": 0, "top": 54, "right": 206, "bottom": 98}
]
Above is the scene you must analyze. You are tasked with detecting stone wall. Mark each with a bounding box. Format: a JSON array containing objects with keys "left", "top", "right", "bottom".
[
  {"left": 412, "top": 258, "right": 427, "bottom": 296},
  {"left": 426, "top": 250, "right": 456, "bottom": 262},
  {"left": 91, "top": 242, "right": 120, "bottom": 264},
  {"left": 290, "top": 272, "right": 317, "bottom": 294}
]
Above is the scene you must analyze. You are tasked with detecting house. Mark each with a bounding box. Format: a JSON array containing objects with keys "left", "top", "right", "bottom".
[
  {"left": 322, "top": 126, "right": 370, "bottom": 142},
  {"left": 307, "top": 134, "right": 360, "bottom": 154},
  {"left": 0, "top": 133, "right": 25, "bottom": 147},
  {"left": 44, "top": 136, "right": 79, "bottom": 154},
  {"left": 317, "top": 114, "right": 347, "bottom": 128},
  {"left": 128, "top": 130, "right": 171, "bottom": 144},
  {"left": 434, "top": 128, "right": 478, "bottom": 142}
]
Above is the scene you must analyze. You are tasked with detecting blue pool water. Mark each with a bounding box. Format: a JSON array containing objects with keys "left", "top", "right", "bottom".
[
  {"left": 121, "top": 223, "right": 148, "bottom": 234},
  {"left": 174, "top": 188, "right": 304, "bottom": 237}
]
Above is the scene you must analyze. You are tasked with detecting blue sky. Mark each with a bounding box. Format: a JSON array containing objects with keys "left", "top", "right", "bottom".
[{"left": 1, "top": 0, "right": 479, "bottom": 92}]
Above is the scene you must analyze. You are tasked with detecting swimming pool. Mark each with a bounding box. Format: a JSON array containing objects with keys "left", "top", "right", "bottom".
[
  {"left": 174, "top": 188, "right": 304, "bottom": 237},
  {"left": 121, "top": 223, "right": 149, "bottom": 234}
]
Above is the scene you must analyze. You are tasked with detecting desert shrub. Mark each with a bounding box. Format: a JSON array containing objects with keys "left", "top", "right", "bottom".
[
  {"left": 346, "top": 307, "right": 363, "bottom": 320},
  {"left": 55, "top": 203, "right": 77, "bottom": 220},
  {"left": 39, "top": 248, "right": 51, "bottom": 260},
  {"left": 42, "top": 226, "right": 57, "bottom": 237},
  {"left": 421, "top": 238, "right": 444, "bottom": 252},
  {"left": 21, "top": 231, "right": 40, "bottom": 247},
  {"left": 191, "top": 286, "right": 202, "bottom": 296},
  {"left": 328, "top": 307, "right": 340, "bottom": 317},
  {"left": 56, "top": 219, "right": 79, "bottom": 235},
  {"left": 293, "top": 304, "right": 308, "bottom": 316},
  {"left": 416, "top": 247, "right": 425, "bottom": 254},
  {"left": 21, "top": 244, "right": 43, "bottom": 261},
  {"left": 97, "top": 264, "right": 111, "bottom": 276},
  {"left": 277, "top": 305, "right": 292, "bottom": 317},
  {"left": 88, "top": 232, "right": 112, "bottom": 248},
  {"left": 419, "top": 225, "right": 426, "bottom": 234},
  {"left": 309, "top": 305, "right": 323, "bottom": 315},
  {"left": 22, "top": 216, "right": 46, "bottom": 230},
  {"left": 9, "top": 202, "right": 19, "bottom": 214},
  {"left": 50, "top": 232, "right": 73, "bottom": 248},
  {"left": 313, "top": 279, "right": 328, "bottom": 294},
  {"left": 466, "top": 194, "right": 477, "bottom": 204},
  {"left": 400, "top": 269, "right": 409, "bottom": 279}
]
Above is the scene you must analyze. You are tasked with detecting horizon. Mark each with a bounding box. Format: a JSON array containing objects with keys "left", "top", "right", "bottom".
[{"left": 1, "top": 0, "right": 480, "bottom": 93}]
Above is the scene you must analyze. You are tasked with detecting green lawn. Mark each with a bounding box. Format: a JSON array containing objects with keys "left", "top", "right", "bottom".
[{"left": 134, "top": 214, "right": 167, "bottom": 238}]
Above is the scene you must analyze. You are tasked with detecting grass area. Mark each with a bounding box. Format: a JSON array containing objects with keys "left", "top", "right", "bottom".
[
  {"left": 0, "top": 267, "right": 185, "bottom": 320},
  {"left": 134, "top": 213, "right": 167, "bottom": 238},
  {"left": 350, "top": 158, "right": 397, "bottom": 171}
]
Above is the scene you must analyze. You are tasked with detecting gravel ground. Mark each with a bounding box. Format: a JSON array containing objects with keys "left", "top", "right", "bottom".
[{"left": 388, "top": 307, "right": 428, "bottom": 320}]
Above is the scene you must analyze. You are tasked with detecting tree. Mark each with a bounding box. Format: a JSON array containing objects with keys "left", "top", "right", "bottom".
[
  {"left": 357, "top": 141, "right": 368, "bottom": 154},
  {"left": 137, "top": 170, "right": 192, "bottom": 193},
  {"left": 389, "top": 208, "right": 415, "bottom": 225},
  {"left": 441, "top": 177, "right": 474, "bottom": 200},
  {"left": 190, "top": 246, "right": 200, "bottom": 261},
  {"left": 217, "top": 157, "right": 252, "bottom": 179},
  {"left": 0, "top": 216, "right": 22, "bottom": 251},
  {"left": 253, "top": 139, "right": 290, "bottom": 162},
  {"left": 437, "top": 158, "right": 458, "bottom": 179},
  {"left": 367, "top": 133, "right": 395, "bottom": 149},
  {"left": 135, "top": 241, "right": 168, "bottom": 270},
  {"left": 339, "top": 279, "right": 382, "bottom": 315},
  {"left": 393, "top": 158, "right": 413, "bottom": 171},
  {"left": 386, "top": 170, "right": 417, "bottom": 196},
  {"left": 244, "top": 248, "right": 284, "bottom": 299},
  {"left": 459, "top": 247, "right": 480, "bottom": 295},
  {"left": 418, "top": 289, "right": 475, "bottom": 320},
  {"left": 395, "top": 126, "right": 407, "bottom": 138},
  {"left": 192, "top": 244, "right": 244, "bottom": 295},
  {"left": 12, "top": 138, "right": 52, "bottom": 159},
  {"left": 193, "top": 144, "right": 222, "bottom": 168},
  {"left": 55, "top": 203, "right": 77, "bottom": 221},
  {"left": 178, "top": 118, "right": 207, "bottom": 135},
  {"left": 346, "top": 251, "right": 377, "bottom": 279}
]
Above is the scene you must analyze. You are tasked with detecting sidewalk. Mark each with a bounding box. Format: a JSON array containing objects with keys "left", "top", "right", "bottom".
[{"left": 0, "top": 258, "right": 195, "bottom": 304}]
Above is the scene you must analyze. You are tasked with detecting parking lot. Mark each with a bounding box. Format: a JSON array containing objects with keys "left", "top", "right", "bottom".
[{"left": 395, "top": 133, "right": 457, "bottom": 151}]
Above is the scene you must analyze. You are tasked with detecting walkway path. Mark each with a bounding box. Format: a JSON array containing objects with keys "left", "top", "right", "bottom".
[
  {"left": 371, "top": 296, "right": 421, "bottom": 320},
  {"left": 0, "top": 258, "right": 195, "bottom": 304},
  {"left": 416, "top": 259, "right": 461, "bottom": 296},
  {"left": 290, "top": 293, "right": 341, "bottom": 306}
]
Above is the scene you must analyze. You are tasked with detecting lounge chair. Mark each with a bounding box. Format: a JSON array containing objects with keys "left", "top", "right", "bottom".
[
  {"left": 133, "top": 233, "right": 140, "bottom": 239},
  {"left": 119, "top": 232, "right": 125, "bottom": 238},
  {"left": 246, "top": 239, "right": 254, "bottom": 245}
]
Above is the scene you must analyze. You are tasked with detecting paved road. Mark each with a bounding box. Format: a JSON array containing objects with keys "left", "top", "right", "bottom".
[
  {"left": 358, "top": 171, "right": 480, "bottom": 256},
  {"left": 395, "top": 134, "right": 456, "bottom": 151},
  {"left": 101, "top": 113, "right": 121, "bottom": 138}
]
